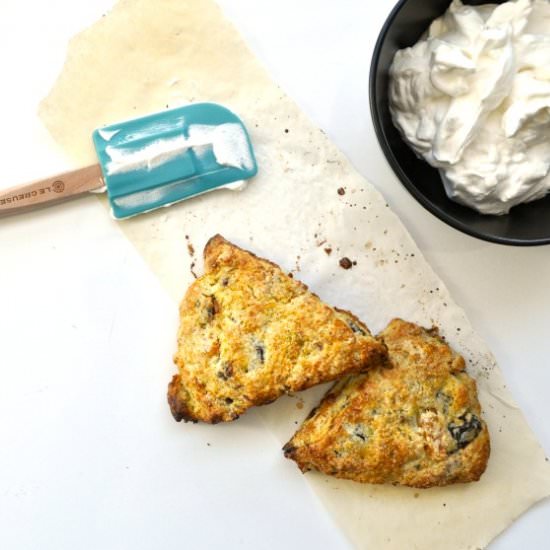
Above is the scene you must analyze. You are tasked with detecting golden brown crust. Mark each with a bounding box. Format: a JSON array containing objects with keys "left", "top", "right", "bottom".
[
  {"left": 284, "top": 318, "right": 490, "bottom": 488},
  {"left": 168, "top": 235, "right": 387, "bottom": 423}
]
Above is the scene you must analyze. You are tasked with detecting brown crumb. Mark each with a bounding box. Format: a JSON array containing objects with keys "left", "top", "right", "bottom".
[
  {"left": 190, "top": 262, "right": 198, "bottom": 279},
  {"left": 324, "top": 247, "right": 333, "bottom": 256},
  {"left": 339, "top": 257, "right": 353, "bottom": 270},
  {"left": 337, "top": 187, "right": 346, "bottom": 196},
  {"left": 185, "top": 234, "right": 195, "bottom": 256}
]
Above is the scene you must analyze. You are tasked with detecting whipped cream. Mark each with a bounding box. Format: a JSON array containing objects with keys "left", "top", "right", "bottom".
[
  {"left": 389, "top": 0, "right": 550, "bottom": 215},
  {"left": 105, "top": 123, "right": 254, "bottom": 175}
]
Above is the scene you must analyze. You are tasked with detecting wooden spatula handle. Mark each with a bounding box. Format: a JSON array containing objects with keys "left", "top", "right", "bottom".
[{"left": 0, "top": 164, "right": 104, "bottom": 217}]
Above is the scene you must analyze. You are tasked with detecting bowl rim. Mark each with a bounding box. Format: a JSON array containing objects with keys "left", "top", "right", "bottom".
[{"left": 369, "top": 0, "right": 550, "bottom": 247}]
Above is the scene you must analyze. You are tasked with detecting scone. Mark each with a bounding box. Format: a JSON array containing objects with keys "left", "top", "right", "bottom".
[
  {"left": 168, "top": 235, "right": 387, "bottom": 424},
  {"left": 283, "top": 318, "right": 490, "bottom": 488}
]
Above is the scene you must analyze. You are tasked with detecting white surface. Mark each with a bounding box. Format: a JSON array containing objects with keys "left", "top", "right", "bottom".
[{"left": 0, "top": 1, "right": 548, "bottom": 549}]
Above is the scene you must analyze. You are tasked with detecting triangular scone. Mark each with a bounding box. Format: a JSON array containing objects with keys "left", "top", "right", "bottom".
[
  {"left": 283, "top": 319, "right": 490, "bottom": 488},
  {"left": 168, "top": 235, "right": 387, "bottom": 424}
]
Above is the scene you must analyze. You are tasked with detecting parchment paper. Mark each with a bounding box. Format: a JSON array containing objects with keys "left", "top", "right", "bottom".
[{"left": 39, "top": 1, "right": 550, "bottom": 548}]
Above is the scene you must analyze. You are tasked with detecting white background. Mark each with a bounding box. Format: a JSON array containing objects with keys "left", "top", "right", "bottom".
[{"left": 0, "top": 1, "right": 549, "bottom": 548}]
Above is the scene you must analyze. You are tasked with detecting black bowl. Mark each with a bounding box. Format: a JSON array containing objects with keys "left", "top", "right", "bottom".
[{"left": 369, "top": 0, "right": 550, "bottom": 246}]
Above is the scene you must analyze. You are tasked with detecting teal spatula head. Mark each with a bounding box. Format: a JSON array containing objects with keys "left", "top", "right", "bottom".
[{"left": 92, "top": 103, "right": 258, "bottom": 219}]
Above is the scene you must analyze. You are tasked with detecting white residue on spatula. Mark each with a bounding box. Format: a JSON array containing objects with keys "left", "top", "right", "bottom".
[
  {"left": 105, "top": 135, "right": 190, "bottom": 174},
  {"left": 112, "top": 177, "right": 249, "bottom": 217},
  {"left": 188, "top": 123, "right": 254, "bottom": 171},
  {"left": 97, "top": 128, "right": 120, "bottom": 141},
  {"left": 105, "top": 123, "right": 254, "bottom": 175}
]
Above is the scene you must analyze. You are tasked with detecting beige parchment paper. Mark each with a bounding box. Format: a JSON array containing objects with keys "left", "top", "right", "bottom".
[{"left": 39, "top": 1, "right": 550, "bottom": 548}]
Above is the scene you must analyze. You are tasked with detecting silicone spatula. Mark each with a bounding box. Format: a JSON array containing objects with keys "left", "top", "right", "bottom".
[{"left": 0, "top": 103, "right": 257, "bottom": 219}]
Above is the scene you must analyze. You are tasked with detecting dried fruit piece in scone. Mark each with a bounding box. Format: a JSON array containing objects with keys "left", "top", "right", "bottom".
[
  {"left": 283, "top": 318, "right": 490, "bottom": 488},
  {"left": 167, "top": 235, "right": 387, "bottom": 424}
]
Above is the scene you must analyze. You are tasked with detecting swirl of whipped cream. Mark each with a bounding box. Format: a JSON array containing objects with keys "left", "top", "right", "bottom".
[{"left": 389, "top": 0, "right": 550, "bottom": 215}]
